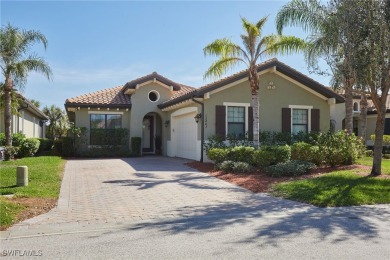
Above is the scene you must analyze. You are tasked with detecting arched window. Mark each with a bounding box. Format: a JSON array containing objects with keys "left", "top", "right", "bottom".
[{"left": 353, "top": 102, "right": 359, "bottom": 111}]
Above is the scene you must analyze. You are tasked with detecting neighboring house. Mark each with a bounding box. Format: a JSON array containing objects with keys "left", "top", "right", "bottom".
[
  {"left": 65, "top": 58, "right": 346, "bottom": 161},
  {"left": 0, "top": 94, "right": 48, "bottom": 138}
]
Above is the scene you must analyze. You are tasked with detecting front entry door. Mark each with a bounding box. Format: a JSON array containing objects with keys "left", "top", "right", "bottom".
[{"left": 142, "top": 116, "right": 154, "bottom": 153}]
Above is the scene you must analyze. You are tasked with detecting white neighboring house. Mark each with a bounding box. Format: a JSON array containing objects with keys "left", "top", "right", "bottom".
[{"left": 0, "top": 94, "right": 48, "bottom": 139}]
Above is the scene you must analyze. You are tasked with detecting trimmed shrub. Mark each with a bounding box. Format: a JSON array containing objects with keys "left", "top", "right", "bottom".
[
  {"left": 218, "top": 160, "right": 235, "bottom": 172},
  {"left": 36, "top": 138, "right": 53, "bottom": 152},
  {"left": 265, "top": 160, "right": 316, "bottom": 177},
  {"left": 291, "top": 142, "right": 323, "bottom": 165},
  {"left": 54, "top": 139, "right": 63, "bottom": 155},
  {"left": 18, "top": 138, "right": 40, "bottom": 157},
  {"left": 0, "top": 133, "right": 26, "bottom": 146},
  {"left": 317, "top": 131, "right": 365, "bottom": 166},
  {"left": 365, "top": 150, "right": 373, "bottom": 157},
  {"left": 251, "top": 145, "right": 291, "bottom": 168},
  {"left": 227, "top": 146, "right": 255, "bottom": 163},
  {"left": 131, "top": 137, "right": 142, "bottom": 156},
  {"left": 207, "top": 148, "right": 229, "bottom": 163},
  {"left": 232, "top": 161, "right": 252, "bottom": 173},
  {"left": 204, "top": 135, "right": 227, "bottom": 152},
  {"left": 3, "top": 146, "right": 19, "bottom": 160},
  {"left": 62, "top": 137, "right": 74, "bottom": 157}
]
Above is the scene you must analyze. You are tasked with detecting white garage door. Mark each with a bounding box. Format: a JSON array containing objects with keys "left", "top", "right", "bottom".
[{"left": 173, "top": 112, "right": 198, "bottom": 160}]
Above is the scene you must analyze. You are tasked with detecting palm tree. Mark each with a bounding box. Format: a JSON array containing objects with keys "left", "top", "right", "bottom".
[
  {"left": 203, "top": 16, "right": 306, "bottom": 145},
  {"left": 42, "top": 105, "right": 65, "bottom": 140},
  {"left": 0, "top": 24, "right": 52, "bottom": 146},
  {"left": 276, "top": 0, "right": 356, "bottom": 135}
]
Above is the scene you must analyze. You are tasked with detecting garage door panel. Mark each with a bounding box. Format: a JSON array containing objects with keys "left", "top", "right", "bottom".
[{"left": 174, "top": 112, "right": 197, "bottom": 160}]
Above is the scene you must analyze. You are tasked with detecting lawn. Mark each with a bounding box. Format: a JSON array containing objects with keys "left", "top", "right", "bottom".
[
  {"left": 0, "top": 155, "right": 65, "bottom": 229},
  {"left": 272, "top": 157, "right": 390, "bottom": 207}
]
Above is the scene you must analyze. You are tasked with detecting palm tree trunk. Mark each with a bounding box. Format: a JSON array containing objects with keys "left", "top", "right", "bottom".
[
  {"left": 359, "top": 92, "right": 368, "bottom": 141},
  {"left": 4, "top": 79, "right": 13, "bottom": 146},
  {"left": 249, "top": 66, "right": 260, "bottom": 147}
]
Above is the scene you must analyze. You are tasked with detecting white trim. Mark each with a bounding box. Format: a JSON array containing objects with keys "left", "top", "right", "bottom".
[
  {"left": 223, "top": 102, "right": 250, "bottom": 136},
  {"left": 161, "top": 100, "right": 195, "bottom": 112},
  {"left": 88, "top": 111, "right": 124, "bottom": 115},
  {"left": 289, "top": 105, "right": 312, "bottom": 134},
  {"left": 171, "top": 106, "right": 198, "bottom": 117},
  {"left": 21, "top": 111, "right": 25, "bottom": 133}
]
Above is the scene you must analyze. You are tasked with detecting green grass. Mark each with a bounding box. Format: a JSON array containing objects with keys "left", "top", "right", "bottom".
[
  {"left": 272, "top": 171, "right": 390, "bottom": 207},
  {"left": 0, "top": 155, "right": 65, "bottom": 229},
  {"left": 357, "top": 156, "right": 390, "bottom": 175},
  {"left": 0, "top": 197, "right": 25, "bottom": 228}
]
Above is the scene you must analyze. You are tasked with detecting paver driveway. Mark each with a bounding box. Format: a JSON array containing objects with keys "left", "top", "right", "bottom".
[{"left": 11, "top": 156, "right": 308, "bottom": 230}]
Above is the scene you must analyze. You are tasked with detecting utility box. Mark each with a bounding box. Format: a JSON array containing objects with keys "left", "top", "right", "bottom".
[{"left": 16, "top": 166, "right": 28, "bottom": 186}]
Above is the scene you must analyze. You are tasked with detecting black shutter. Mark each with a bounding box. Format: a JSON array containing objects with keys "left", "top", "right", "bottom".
[
  {"left": 248, "top": 107, "right": 253, "bottom": 141},
  {"left": 282, "top": 108, "right": 291, "bottom": 133},
  {"left": 384, "top": 118, "right": 390, "bottom": 135},
  {"left": 216, "top": 105, "right": 226, "bottom": 139},
  {"left": 311, "top": 109, "right": 320, "bottom": 132}
]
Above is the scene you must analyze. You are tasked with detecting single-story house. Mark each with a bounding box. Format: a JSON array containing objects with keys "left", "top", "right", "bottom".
[
  {"left": 0, "top": 94, "right": 48, "bottom": 138},
  {"left": 65, "top": 58, "right": 353, "bottom": 160}
]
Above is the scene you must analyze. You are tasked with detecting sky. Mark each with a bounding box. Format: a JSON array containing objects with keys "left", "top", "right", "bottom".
[{"left": 1, "top": 0, "right": 332, "bottom": 110}]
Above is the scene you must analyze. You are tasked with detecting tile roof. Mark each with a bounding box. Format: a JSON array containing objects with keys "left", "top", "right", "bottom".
[
  {"left": 65, "top": 86, "right": 131, "bottom": 107},
  {"left": 122, "top": 72, "right": 189, "bottom": 92},
  {"left": 159, "top": 58, "right": 345, "bottom": 109}
]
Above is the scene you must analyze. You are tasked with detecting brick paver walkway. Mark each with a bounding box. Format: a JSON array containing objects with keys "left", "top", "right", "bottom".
[{"left": 10, "top": 156, "right": 306, "bottom": 231}]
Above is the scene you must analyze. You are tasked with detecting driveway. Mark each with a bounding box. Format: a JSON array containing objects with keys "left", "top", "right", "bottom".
[{"left": 8, "top": 156, "right": 309, "bottom": 232}]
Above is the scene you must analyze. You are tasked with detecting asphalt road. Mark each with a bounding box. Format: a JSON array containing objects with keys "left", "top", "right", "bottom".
[{"left": 2, "top": 204, "right": 390, "bottom": 260}]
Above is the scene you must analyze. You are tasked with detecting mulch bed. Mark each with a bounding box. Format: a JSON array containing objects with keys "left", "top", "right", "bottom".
[{"left": 185, "top": 162, "right": 387, "bottom": 193}]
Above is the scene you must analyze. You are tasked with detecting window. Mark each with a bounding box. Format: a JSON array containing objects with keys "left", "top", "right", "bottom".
[
  {"left": 90, "top": 114, "right": 122, "bottom": 145},
  {"left": 292, "top": 109, "right": 308, "bottom": 134},
  {"left": 227, "top": 106, "right": 245, "bottom": 137}
]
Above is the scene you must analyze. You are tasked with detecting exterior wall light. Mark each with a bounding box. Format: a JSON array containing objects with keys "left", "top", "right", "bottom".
[
  {"left": 194, "top": 113, "right": 202, "bottom": 123},
  {"left": 164, "top": 120, "right": 170, "bottom": 127}
]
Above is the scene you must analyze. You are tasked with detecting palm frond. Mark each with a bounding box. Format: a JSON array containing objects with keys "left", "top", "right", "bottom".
[
  {"left": 262, "top": 35, "right": 307, "bottom": 57},
  {"left": 275, "top": 0, "right": 327, "bottom": 34},
  {"left": 203, "top": 57, "right": 245, "bottom": 80},
  {"left": 203, "top": 38, "right": 243, "bottom": 58}
]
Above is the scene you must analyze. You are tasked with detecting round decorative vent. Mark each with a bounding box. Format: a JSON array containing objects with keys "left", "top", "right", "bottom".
[{"left": 148, "top": 90, "right": 159, "bottom": 102}]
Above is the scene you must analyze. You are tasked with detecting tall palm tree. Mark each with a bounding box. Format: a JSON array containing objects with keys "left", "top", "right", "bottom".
[
  {"left": 0, "top": 24, "right": 52, "bottom": 146},
  {"left": 203, "top": 16, "right": 306, "bottom": 145},
  {"left": 276, "top": 0, "right": 356, "bottom": 135}
]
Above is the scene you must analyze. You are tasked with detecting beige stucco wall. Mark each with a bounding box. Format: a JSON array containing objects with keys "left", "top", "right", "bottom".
[
  {"left": 0, "top": 110, "right": 45, "bottom": 138},
  {"left": 201, "top": 71, "right": 332, "bottom": 139},
  {"left": 129, "top": 83, "right": 171, "bottom": 155}
]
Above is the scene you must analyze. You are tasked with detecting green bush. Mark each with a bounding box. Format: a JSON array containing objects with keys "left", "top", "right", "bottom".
[
  {"left": 265, "top": 160, "right": 316, "bottom": 177},
  {"left": 3, "top": 146, "right": 19, "bottom": 160},
  {"left": 62, "top": 137, "right": 74, "bottom": 157},
  {"left": 371, "top": 134, "right": 390, "bottom": 146},
  {"left": 18, "top": 138, "right": 40, "bottom": 157},
  {"left": 250, "top": 145, "right": 291, "bottom": 168},
  {"left": 317, "top": 131, "right": 365, "bottom": 167},
  {"left": 207, "top": 148, "right": 229, "bottom": 163},
  {"left": 0, "top": 133, "right": 26, "bottom": 146},
  {"left": 204, "top": 135, "right": 227, "bottom": 152},
  {"left": 232, "top": 161, "right": 252, "bottom": 173},
  {"left": 53, "top": 139, "right": 63, "bottom": 155},
  {"left": 90, "top": 128, "right": 129, "bottom": 146},
  {"left": 291, "top": 142, "right": 323, "bottom": 165},
  {"left": 227, "top": 146, "right": 255, "bottom": 163},
  {"left": 218, "top": 160, "right": 235, "bottom": 172},
  {"left": 251, "top": 149, "right": 274, "bottom": 168},
  {"left": 36, "top": 138, "right": 53, "bottom": 152},
  {"left": 131, "top": 137, "right": 142, "bottom": 156}
]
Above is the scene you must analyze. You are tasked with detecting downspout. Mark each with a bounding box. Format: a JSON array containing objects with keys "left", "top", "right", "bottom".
[{"left": 191, "top": 97, "right": 204, "bottom": 163}]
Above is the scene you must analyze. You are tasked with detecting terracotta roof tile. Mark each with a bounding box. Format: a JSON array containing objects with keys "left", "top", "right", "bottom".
[{"left": 65, "top": 86, "right": 131, "bottom": 106}]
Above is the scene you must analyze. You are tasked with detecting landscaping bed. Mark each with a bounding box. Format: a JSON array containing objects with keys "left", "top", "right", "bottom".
[{"left": 187, "top": 159, "right": 390, "bottom": 207}]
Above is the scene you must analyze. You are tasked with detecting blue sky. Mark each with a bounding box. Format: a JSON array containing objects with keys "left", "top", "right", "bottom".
[{"left": 1, "top": 1, "right": 331, "bottom": 110}]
